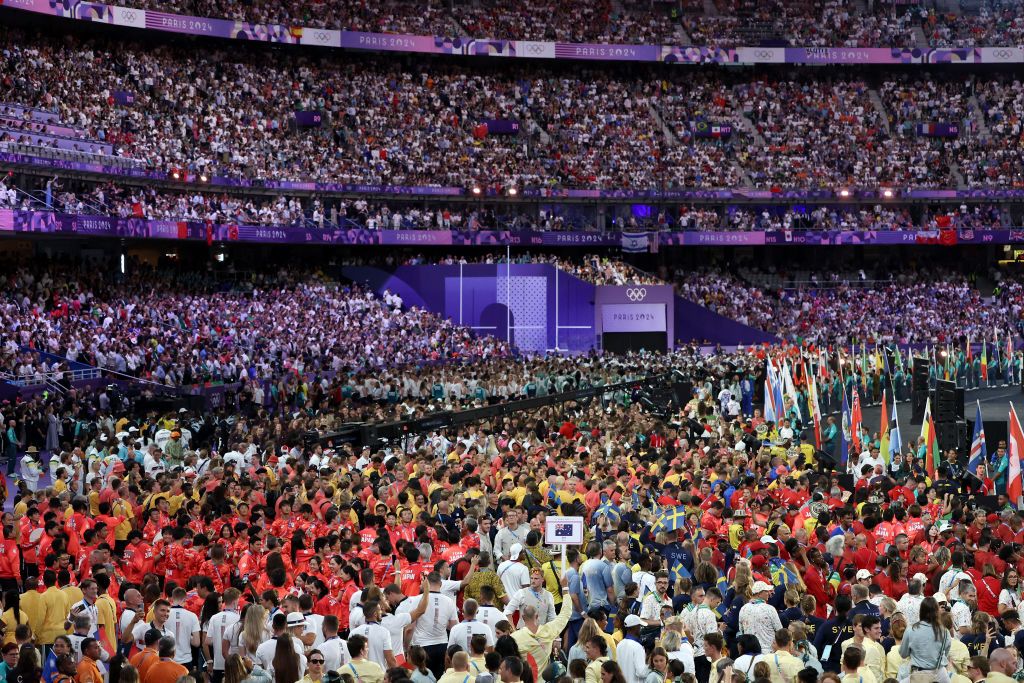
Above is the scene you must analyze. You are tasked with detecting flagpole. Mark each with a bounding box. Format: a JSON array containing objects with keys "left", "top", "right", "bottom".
[{"left": 980, "top": 399, "right": 988, "bottom": 477}]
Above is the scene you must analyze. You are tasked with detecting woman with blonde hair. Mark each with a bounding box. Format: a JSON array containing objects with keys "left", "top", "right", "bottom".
[
  {"left": 884, "top": 613, "right": 908, "bottom": 680},
  {"left": 789, "top": 622, "right": 822, "bottom": 674},
  {"left": 224, "top": 655, "right": 272, "bottom": 683},
  {"left": 659, "top": 631, "right": 694, "bottom": 675},
  {"left": 225, "top": 605, "right": 269, "bottom": 660},
  {"left": 732, "top": 562, "right": 754, "bottom": 601},
  {"left": 568, "top": 619, "right": 601, "bottom": 665},
  {"left": 878, "top": 597, "right": 898, "bottom": 621},
  {"left": 961, "top": 611, "right": 1002, "bottom": 659}
]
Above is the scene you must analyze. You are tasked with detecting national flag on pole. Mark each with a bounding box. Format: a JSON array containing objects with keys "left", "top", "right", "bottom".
[
  {"left": 967, "top": 337, "right": 973, "bottom": 363},
  {"left": 921, "top": 397, "right": 940, "bottom": 480},
  {"left": 880, "top": 390, "right": 890, "bottom": 466},
  {"left": 860, "top": 344, "right": 869, "bottom": 393},
  {"left": 840, "top": 389, "right": 851, "bottom": 469},
  {"left": 851, "top": 388, "right": 864, "bottom": 454},
  {"left": 889, "top": 392, "right": 902, "bottom": 461},
  {"left": 982, "top": 340, "right": 989, "bottom": 382},
  {"left": 782, "top": 359, "right": 803, "bottom": 423},
  {"left": 807, "top": 370, "right": 823, "bottom": 448},
  {"left": 1009, "top": 403, "right": 1024, "bottom": 506},
  {"left": 765, "top": 355, "right": 785, "bottom": 423},
  {"left": 968, "top": 400, "right": 987, "bottom": 476},
  {"left": 652, "top": 506, "right": 689, "bottom": 534},
  {"left": 763, "top": 379, "right": 778, "bottom": 423}
]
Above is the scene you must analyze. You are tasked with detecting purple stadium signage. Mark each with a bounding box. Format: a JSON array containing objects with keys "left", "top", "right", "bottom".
[
  {"left": 916, "top": 122, "right": 960, "bottom": 137},
  {"left": 8, "top": 150, "right": 1024, "bottom": 202},
  {"left": 4, "top": 0, "right": 1020, "bottom": 65},
  {"left": 3, "top": 210, "right": 1020, "bottom": 248},
  {"left": 294, "top": 111, "right": 323, "bottom": 127},
  {"left": 601, "top": 303, "right": 667, "bottom": 332}
]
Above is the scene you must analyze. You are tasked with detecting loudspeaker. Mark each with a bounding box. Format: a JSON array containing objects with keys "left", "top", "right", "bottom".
[
  {"left": 935, "top": 380, "right": 957, "bottom": 422},
  {"left": 911, "top": 389, "right": 928, "bottom": 425},
  {"left": 913, "top": 358, "right": 931, "bottom": 391},
  {"left": 935, "top": 420, "right": 959, "bottom": 454},
  {"left": 955, "top": 388, "right": 965, "bottom": 420},
  {"left": 672, "top": 381, "right": 694, "bottom": 408}
]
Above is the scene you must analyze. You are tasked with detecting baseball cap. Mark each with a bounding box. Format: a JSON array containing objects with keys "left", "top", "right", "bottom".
[
  {"left": 759, "top": 535, "right": 777, "bottom": 544},
  {"left": 933, "top": 592, "right": 949, "bottom": 604},
  {"left": 509, "top": 543, "right": 523, "bottom": 560},
  {"left": 856, "top": 569, "right": 872, "bottom": 581},
  {"left": 752, "top": 581, "right": 773, "bottom": 594},
  {"left": 623, "top": 615, "right": 644, "bottom": 628}
]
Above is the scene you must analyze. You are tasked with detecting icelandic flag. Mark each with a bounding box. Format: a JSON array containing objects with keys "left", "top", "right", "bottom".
[{"left": 969, "top": 400, "right": 987, "bottom": 476}]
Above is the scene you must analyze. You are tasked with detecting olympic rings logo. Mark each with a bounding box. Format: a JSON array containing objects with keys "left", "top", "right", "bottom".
[{"left": 626, "top": 288, "right": 647, "bottom": 301}]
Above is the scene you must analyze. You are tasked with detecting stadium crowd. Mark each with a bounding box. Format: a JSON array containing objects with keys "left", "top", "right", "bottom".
[
  {"left": 5, "top": 31, "right": 1024, "bottom": 193},
  {"left": 9, "top": 6, "right": 1024, "bottom": 683},
  {"left": 1, "top": 263, "right": 1024, "bottom": 683},
  {"left": 32, "top": 0, "right": 1024, "bottom": 48},
  {"left": 667, "top": 266, "right": 1024, "bottom": 346},
  {"left": 0, "top": 264, "right": 513, "bottom": 389}
]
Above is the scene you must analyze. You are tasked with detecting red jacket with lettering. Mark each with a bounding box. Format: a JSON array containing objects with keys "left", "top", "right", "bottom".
[{"left": 0, "top": 539, "right": 20, "bottom": 581}]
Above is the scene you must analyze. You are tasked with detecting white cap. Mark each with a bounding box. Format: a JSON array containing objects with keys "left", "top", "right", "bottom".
[
  {"left": 623, "top": 614, "right": 644, "bottom": 628},
  {"left": 912, "top": 573, "right": 928, "bottom": 584},
  {"left": 856, "top": 569, "right": 872, "bottom": 581},
  {"left": 760, "top": 535, "right": 777, "bottom": 544},
  {"left": 752, "top": 581, "right": 773, "bottom": 594},
  {"left": 934, "top": 592, "right": 949, "bottom": 604},
  {"left": 509, "top": 543, "right": 523, "bottom": 560}
]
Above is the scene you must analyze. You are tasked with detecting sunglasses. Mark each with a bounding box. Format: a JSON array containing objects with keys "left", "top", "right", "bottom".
[{"left": 309, "top": 660, "right": 325, "bottom": 665}]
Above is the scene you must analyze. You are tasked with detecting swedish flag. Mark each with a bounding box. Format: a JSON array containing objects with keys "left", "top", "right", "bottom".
[
  {"left": 594, "top": 502, "right": 621, "bottom": 525},
  {"left": 652, "top": 506, "right": 688, "bottom": 534},
  {"left": 669, "top": 560, "right": 691, "bottom": 583}
]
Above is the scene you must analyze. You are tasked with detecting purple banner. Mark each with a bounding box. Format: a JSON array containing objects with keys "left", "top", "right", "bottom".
[
  {"left": 11, "top": 150, "right": 1024, "bottom": 203},
  {"left": 917, "top": 122, "right": 959, "bottom": 137},
  {"left": 294, "top": 111, "right": 323, "bottom": 128},
  {"left": 554, "top": 43, "right": 660, "bottom": 61},
  {"left": 2, "top": 0, "right": 1021, "bottom": 66},
  {"left": 783, "top": 47, "right": 978, "bottom": 64},
  {"left": 601, "top": 303, "right": 667, "bottom": 332},
  {"left": 691, "top": 121, "right": 733, "bottom": 138},
  {"left": 112, "top": 90, "right": 135, "bottom": 105},
  {"left": 3, "top": 210, "right": 1023, "bottom": 248},
  {"left": 482, "top": 119, "right": 520, "bottom": 135}
]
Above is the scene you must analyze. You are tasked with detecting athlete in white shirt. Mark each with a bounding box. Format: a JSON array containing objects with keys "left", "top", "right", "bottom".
[
  {"left": 204, "top": 589, "right": 242, "bottom": 678},
  {"left": 166, "top": 590, "right": 201, "bottom": 666},
  {"left": 447, "top": 600, "right": 496, "bottom": 651}
]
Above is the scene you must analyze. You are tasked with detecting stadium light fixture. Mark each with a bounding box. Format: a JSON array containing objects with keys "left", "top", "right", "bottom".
[
  {"left": 881, "top": 188, "right": 894, "bottom": 199},
  {"left": 199, "top": 173, "right": 209, "bottom": 183},
  {"left": 507, "top": 187, "right": 518, "bottom": 196},
  {"left": 170, "top": 169, "right": 181, "bottom": 180},
  {"left": 838, "top": 188, "right": 851, "bottom": 198},
  {"left": 472, "top": 186, "right": 482, "bottom": 195}
]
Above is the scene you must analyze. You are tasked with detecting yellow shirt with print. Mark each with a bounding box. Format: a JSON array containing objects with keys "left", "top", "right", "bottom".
[{"left": 112, "top": 500, "right": 134, "bottom": 541}]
